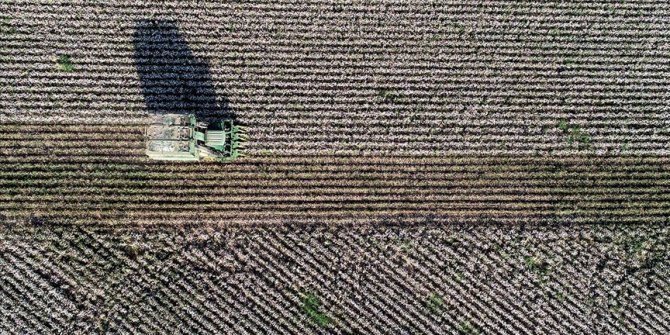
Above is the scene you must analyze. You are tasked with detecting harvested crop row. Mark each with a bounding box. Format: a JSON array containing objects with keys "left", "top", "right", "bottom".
[
  {"left": 1, "top": 179, "right": 665, "bottom": 192},
  {"left": 2, "top": 153, "right": 669, "bottom": 164},
  {"left": 4, "top": 209, "right": 669, "bottom": 226},
  {"left": 3, "top": 191, "right": 667, "bottom": 204},
  {"left": 12, "top": 212, "right": 667, "bottom": 225},
  {"left": 0, "top": 163, "right": 666, "bottom": 175},
  {"left": 3, "top": 187, "right": 664, "bottom": 198}
]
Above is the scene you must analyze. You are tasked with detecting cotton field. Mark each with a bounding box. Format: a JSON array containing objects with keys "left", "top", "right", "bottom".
[{"left": 0, "top": 1, "right": 669, "bottom": 334}]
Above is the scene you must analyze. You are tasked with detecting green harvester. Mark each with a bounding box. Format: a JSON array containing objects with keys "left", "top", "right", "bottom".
[{"left": 145, "top": 114, "right": 246, "bottom": 162}]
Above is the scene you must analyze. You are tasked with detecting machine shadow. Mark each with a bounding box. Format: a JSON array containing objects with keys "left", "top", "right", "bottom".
[{"left": 133, "top": 20, "right": 236, "bottom": 122}]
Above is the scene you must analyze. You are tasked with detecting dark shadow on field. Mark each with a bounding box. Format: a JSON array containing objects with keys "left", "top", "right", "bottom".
[{"left": 133, "top": 20, "right": 236, "bottom": 122}]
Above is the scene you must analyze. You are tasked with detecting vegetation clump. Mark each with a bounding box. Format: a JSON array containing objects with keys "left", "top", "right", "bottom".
[
  {"left": 525, "top": 256, "right": 551, "bottom": 277},
  {"left": 56, "top": 54, "right": 74, "bottom": 72},
  {"left": 459, "top": 320, "right": 480, "bottom": 335},
  {"left": 1, "top": 15, "right": 15, "bottom": 34},
  {"left": 557, "top": 118, "right": 591, "bottom": 148},
  {"left": 426, "top": 292, "right": 443, "bottom": 313},
  {"left": 378, "top": 88, "right": 401, "bottom": 102},
  {"left": 301, "top": 291, "right": 331, "bottom": 327}
]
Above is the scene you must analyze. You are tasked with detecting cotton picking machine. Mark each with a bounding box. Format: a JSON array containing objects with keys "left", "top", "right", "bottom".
[{"left": 145, "top": 114, "right": 246, "bottom": 162}]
